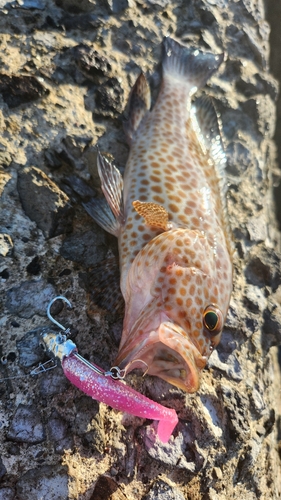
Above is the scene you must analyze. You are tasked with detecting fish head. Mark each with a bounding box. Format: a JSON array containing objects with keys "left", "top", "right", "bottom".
[{"left": 116, "top": 228, "right": 232, "bottom": 392}]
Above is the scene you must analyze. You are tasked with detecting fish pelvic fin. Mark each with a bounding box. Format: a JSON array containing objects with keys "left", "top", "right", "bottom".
[
  {"left": 83, "top": 197, "right": 120, "bottom": 237},
  {"left": 124, "top": 72, "right": 151, "bottom": 143},
  {"left": 132, "top": 200, "right": 172, "bottom": 231},
  {"left": 162, "top": 37, "right": 224, "bottom": 95}
]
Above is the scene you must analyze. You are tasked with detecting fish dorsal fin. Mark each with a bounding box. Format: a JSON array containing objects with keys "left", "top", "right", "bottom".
[
  {"left": 97, "top": 151, "right": 124, "bottom": 222},
  {"left": 84, "top": 152, "right": 124, "bottom": 237},
  {"left": 191, "top": 96, "right": 234, "bottom": 254},
  {"left": 124, "top": 73, "right": 151, "bottom": 143},
  {"left": 133, "top": 200, "right": 172, "bottom": 231}
]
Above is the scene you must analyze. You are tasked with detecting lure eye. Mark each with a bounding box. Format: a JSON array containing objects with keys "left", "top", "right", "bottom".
[{"left": 203, "top": 305, "right": 223, "bottom": 335}]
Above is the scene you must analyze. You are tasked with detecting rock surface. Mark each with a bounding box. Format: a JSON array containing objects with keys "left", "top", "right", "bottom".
[{"left": 0, "top": 0, "right": 281, "bottom": 499}]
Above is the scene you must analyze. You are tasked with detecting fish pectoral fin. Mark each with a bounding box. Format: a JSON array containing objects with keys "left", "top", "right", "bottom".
[
  {"left": 123, "top": 73, "right": 151, "bottom": 143},
  {"left": 133, "top": 200, "right": 171, "bottom": 231},
  {"left": 95, "top": 151, "right": 124, "bottom": 235}
]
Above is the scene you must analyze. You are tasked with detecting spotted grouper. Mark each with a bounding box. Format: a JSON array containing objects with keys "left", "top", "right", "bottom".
[{"left": 86, "top": 37, "right": 233, "bottom": 392}]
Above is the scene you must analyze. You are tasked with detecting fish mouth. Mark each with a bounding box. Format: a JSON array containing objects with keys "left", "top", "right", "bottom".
[{"left": 115, "top": 322, "right": 207, "bottom": 392}]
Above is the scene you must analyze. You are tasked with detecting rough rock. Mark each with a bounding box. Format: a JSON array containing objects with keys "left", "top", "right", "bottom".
[
  {"left": 0, "top": 233, "right": 13, "bottom": 257},
  {"left": 89, "top": 475, "right": 127, "bottom": 500},
  {"left": 143, "top": 480, "right": 186, "bottom": 500},
  {"left": 0, "top": 488, "right": 14, "bottom": 500},
  {"left": 0, "top": 0, "right": 280, "bottom": 499},
  {"left": 7, "top": 403, "right": 45, "bottom": 444},
  {"left": 0, "top": 74, "right": 48, "bottom": 108},
  {"left": 0, "top": 456, "right": 7, "bottom": 479},
  {"left": 17, "top": 166, "right": 73, "bottom": 238},
  {"left": 5, "top": 280, "right": 56, "bottom": 318},
  {"left": 16, "top": 465, "right": 68, "bottom": 500},
  {"left": 16, "top": 327, "right": 47, "bottom": 367}
]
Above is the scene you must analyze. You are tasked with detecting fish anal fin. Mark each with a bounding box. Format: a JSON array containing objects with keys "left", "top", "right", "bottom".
[
  {"left": 97, "top": 151, "right": 124, "bottom": 223},
  {"left": 133, "top": 200, "right": 172, "bottom": 231},
  {"left": 124, "top": 73, "right": 151, "bottom": 142},
  {"left": 191, "top": 95, "right": 234, "bottom": 254},
  {"left": 191, "top": 95, "right": 226, "bottom": 169}
]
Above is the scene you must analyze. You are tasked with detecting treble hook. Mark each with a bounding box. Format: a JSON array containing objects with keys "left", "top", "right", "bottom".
[{"left": 46, "top": 296, "right": 72, "bottom": 332}]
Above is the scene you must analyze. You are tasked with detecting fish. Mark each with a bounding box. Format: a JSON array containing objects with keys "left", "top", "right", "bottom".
[{"left": 85, "top": 36, "right": 233, "bottom": 393}]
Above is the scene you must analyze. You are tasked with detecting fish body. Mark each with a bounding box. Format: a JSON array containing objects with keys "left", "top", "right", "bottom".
[{"left": 88, "top": 37, "right": 233, "bottom": 392}]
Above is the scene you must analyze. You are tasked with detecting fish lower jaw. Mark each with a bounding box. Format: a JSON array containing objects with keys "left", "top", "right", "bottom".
[{"left": 115, "top": 322, "right": 206, "bottom": 393}]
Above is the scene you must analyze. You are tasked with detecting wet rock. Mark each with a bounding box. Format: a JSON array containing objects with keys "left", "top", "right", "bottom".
[
  {"left": 0, "top": 456, "right": 7, "bottom": 479},
  {"left": 0, "top": 233, "right": 13, "bottom": 257},
  {"left": 16, "top": 465, "right": 68, "bottom": 500},
  {"left": 0, "top": 488, "right": 14, "bottom": 500},
  {"left": 17, "top": 166, "right": 73, "bottom": 238},
  {"left": 5, "top": 280, "right": 56, "bottom": 319},
  {"left": 16, "top": 327, "right": 47, "bottom": 367},
  {"left": 7, "top": 403, "right": 46, "bottom": 444},
  {"left": 0, "top": 75, "right": 48, "bottom": 108},
  {"left": 60, "top": 229, "right": 107, "bottom": 267},
  {"left": 143, "top": 480, "right": 186, "bottom": 500},
  {"left": 72, "top": 44, "right": 112, "bottom": 83},
  {"left": 94, "top": 77, "right": 124, "bottom": 117}
]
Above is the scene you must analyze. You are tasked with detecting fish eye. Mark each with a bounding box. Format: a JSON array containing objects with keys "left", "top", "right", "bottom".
[{"left": 203, "top": 305, "right": 223, "bottom": 335}]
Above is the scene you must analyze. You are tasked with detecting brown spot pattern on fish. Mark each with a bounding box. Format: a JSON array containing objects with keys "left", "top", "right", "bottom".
[{"left": 90, "top": 37, "right": 232, "bottom": 392}]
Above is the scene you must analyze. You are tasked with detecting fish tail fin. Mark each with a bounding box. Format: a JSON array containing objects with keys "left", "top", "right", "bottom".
[
  {"left": 124, "top": 72, "right": 151, "bottom": 143},
  {"left": 162, "top": 37, "right": 223, "bottom": 94}
]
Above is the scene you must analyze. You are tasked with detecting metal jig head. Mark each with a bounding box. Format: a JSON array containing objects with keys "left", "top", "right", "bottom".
[{"left": 45, "top": 296, "right": 126, "bottom": 380}]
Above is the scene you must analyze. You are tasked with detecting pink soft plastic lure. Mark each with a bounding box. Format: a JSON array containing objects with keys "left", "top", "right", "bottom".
[{"left": 43, "top": 298, "right": 178, "bottom": 442}]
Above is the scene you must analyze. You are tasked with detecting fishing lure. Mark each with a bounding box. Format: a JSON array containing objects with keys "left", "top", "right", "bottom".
[{"left": 43, "top": 296, "right": 178, "bottom": 442}]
